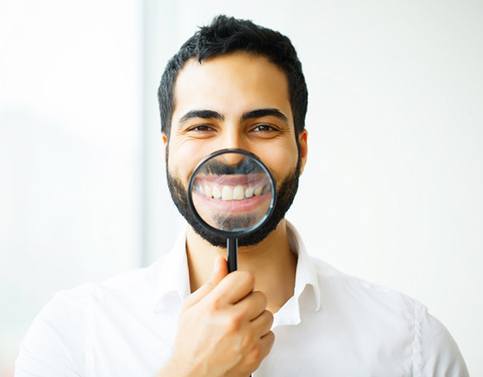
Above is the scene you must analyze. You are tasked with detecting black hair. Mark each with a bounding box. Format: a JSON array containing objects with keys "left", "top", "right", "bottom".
[{"left": 158, "top": 15, "right": 308, "bottom": 138}]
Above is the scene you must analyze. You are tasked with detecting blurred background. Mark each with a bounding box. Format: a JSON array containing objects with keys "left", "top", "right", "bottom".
[{"left": 1, "top": 0, "right": 482, "bottom": 375}]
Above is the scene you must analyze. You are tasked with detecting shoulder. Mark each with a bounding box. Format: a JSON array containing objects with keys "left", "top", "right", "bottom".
[
  {"left": 309, "top": 256, "right": 469, "bottom": 376},
  {"left": 41, "top": 261, "right": 160, "bottom": 310},
  {"left": 311, "top": 256, "right": 418, "bottom": 314},
  {"left": 44, "top": 256, "right": 170, "bottom": 319},
  {"left": 16, "top": 260, "right": 167, "bottom": 375},
  {"left": 21, "top": 262, "right": 160, "bottom": 338}
]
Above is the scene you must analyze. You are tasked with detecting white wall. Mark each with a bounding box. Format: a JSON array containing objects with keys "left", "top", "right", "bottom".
[
  {"left": 143, "top": 1, "right": 483, "bottom": 375},
  {"left": 0, "top": 0, "right": 143, "bottom": 374},
  {"left": 2, "top": 0, "right": 481, "bottom": 375}
]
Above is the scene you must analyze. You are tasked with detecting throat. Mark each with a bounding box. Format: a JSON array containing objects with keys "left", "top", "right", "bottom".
[{"left": 186, "top": 219, "right": 298, "bottom": 313}]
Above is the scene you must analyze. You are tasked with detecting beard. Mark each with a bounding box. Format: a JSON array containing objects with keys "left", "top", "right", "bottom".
[{"left": 166, "top": 153, "right": 301, "bottom": 247}]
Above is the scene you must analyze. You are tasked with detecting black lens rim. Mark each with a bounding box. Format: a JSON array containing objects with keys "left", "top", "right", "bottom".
[{"left": 187, "top": 148, "right": 277, "bottom": 239}]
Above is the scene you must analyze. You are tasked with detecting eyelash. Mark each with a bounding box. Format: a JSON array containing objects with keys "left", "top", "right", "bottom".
[
  {"left": 250, "top": 124, "right": 277, "bottom": 132},
  {"left": 188, "top": 125, "right": 214, "bottom": 132},
  {"left": 186, "top": 123, "right": 279, "bottom": 135}
]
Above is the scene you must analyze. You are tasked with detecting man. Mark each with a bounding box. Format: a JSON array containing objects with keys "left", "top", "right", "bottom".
[{"left": 16, "top": 15, "right": 468, "bottom": 377}]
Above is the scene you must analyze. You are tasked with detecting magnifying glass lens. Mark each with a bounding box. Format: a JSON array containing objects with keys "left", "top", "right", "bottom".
[{"left": 190, "top": 151, "right": 274, "bottom": 234}]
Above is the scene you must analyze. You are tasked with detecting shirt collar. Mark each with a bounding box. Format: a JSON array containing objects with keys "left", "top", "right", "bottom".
[
  {"left": 152, "top": 221, "right": 321, "bottom": 320},
  {"left": 151, "top": 232, "right": 191, "bottom": 313},
  {"left": 274, "top": 221, "right": 321, "bottom": 326}
]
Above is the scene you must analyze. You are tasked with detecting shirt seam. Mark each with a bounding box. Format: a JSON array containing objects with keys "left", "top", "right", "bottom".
[
  {"left": 37, "top": 316, "right": 83, "bottom": 377},
  {"left": 412, "top": 300, "right": 423, "bottom": 377}
]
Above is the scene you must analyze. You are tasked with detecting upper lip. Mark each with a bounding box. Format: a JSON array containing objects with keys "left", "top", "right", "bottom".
[{"left": 194, "top": 173, "right": 267, "bottom": 186}]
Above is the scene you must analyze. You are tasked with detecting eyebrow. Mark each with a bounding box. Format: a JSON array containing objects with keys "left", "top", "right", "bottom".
[
  {"left": 179, "top": 110, "right": 224, "bottom": 123},
  {"left": 178, "top": 108, "right": 288, "bottom": 125},
  {"left": 241, "top": 108, "right": 288, "bottom": 123}
]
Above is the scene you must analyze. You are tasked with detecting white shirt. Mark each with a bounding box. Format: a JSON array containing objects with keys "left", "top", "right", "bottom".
[{"left": 15, "top": 222, "right": 469, "bottom": 376}]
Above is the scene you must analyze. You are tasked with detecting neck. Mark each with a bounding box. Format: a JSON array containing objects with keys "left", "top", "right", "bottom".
[{"left": 186, "top": 219, "right": 297, "bottom": 314}]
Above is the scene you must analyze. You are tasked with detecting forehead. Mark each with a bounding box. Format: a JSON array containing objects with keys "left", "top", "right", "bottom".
[{"left": 172, "top": 52, "right": 292, "bottom": 122}]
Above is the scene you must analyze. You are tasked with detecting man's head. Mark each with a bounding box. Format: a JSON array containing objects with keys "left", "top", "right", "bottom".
[{"left": 158, "top": 15, "right": 309, "bottom": 247}]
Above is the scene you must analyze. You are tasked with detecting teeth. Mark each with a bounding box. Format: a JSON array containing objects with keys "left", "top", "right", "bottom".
[
  {"left": 245, "top": 186, "right": 254, "bottom": 198},
  {"left": 204, "top": 184, "right": 212, "bottom": 198},
  {"left": 201, "top": 183, "right": 265, "bottom": 200},
  {"left": 233, "top": 185, "right": 244, "bottom": 200},
  {"left": 212, "top": 186, "right": 221, "bottom": 199},
  {"left": 221, "top": 185, "right": 233, "bottom": 200}
]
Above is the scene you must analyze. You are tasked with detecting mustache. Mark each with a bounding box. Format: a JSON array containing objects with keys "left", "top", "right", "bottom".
[{"left": 203, "top": 158, "right": 256, "bottom": 175}]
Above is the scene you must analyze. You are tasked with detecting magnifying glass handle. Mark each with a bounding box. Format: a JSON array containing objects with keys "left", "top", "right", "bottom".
[
  {"left": 226, "top": 237, "right": 238, "bottom": 273},
  {"left": 227, "top": 237, "right": 252, "bottom": 377}
]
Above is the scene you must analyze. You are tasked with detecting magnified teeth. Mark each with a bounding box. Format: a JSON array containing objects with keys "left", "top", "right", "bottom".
[
  {"left": 212, "top": 186, "right": 221, "bottom": 199},
  {"left": 201, "top": 182, "right": 268, "bottom": 200},
  {"left": 233, "top": 185, "right": 244, "bottom": 200},
  {"left": 245, "top": 187, "right": 254, "bottom": 198},
  {"left": 204, "top": 184, "right": 212, "bottom": 198},
  {"left": 221, "top": 185, "right": 233, "bottom": 200}
]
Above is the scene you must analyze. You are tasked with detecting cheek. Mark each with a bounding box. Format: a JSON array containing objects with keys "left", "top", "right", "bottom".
[
  {"left": 257, "top": 139, "right": 298, "bottom": 184},
  {"left": 167, "top": 140, "right": 204, "bottom": 184}
]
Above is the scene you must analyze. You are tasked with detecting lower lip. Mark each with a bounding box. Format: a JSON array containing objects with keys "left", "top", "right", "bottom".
[{"left": 192, "top": 191, "right": 272, "bottom": 214}]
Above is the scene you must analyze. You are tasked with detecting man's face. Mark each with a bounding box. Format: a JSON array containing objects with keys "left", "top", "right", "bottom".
[{"left": 163, "top": 51, "right": 307, "bottom": 246}]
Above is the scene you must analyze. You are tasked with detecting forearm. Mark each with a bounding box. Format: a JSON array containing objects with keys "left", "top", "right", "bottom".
[{"left": 157, "top": 358, "right": 200, "bottom": 377}]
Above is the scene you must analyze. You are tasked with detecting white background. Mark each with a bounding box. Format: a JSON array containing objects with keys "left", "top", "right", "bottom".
[{"left": 1, "top": 0, "right": 482, "bottom": 376}]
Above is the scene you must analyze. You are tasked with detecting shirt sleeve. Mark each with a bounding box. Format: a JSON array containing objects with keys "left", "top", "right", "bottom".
[
  {"left": 414, "top": 303, "right": 469, "bottom": 377},
  {"left": 15, "top": 291, "right": 85, "bottom": 377}
]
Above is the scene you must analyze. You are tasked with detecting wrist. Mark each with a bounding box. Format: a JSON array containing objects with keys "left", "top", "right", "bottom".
[{"left": 159, "top": 357, "right": 199, "bottom": 377}]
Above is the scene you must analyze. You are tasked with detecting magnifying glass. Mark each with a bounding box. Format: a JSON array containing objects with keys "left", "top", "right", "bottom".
[{"left": 187, "top": 148, "right": 277, "bottom": 272}]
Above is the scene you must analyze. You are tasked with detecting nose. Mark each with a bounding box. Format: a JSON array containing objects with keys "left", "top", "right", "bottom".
[
  {"left": 223, "top": 124, "right": 245, "bottom": 147},
  {"left": 216, "top": 125, "right": 248, "bottom": 167},
  {"left": 220, "top": 124, "right": 247, "bottom": 156},
  {"left": 221, "top": 151, "right": 245, "bottom": 166}
]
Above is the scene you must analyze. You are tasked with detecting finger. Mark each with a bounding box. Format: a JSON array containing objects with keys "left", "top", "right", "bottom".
[
  {"left": 258, "top": 330, "right": 275, "bottom": 357},
  {"left": 232, "top": 291, "right": 267, "bottom": 321},
  {"left": 249, "top": 310, "right": 274, "bottom": 337},
  {"left": 184, "top": 255, "right": 228, "bottom": 308},
  {"left": 243, "top": 331, "right": 275, "bottom": 373},
  {"left": 207, "top": 270, "right": 255, "bottom": 306}
]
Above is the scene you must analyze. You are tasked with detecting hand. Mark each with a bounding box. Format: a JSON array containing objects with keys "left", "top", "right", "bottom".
[{"left": 161, "top": 256, "right": 275, "bottom": 377}]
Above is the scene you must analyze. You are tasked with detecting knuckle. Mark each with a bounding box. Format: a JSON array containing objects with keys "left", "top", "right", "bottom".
[
  {"left": 238, "top": 270, "right": 255, "bottom": 288},
  {"left": 262, "top": 308, "right": 271, "bottom": 317},
  {"left": 247, "top": 344, "right": 262, "bottom": 365},
  {"left": 207, "top": 296, "right": 222, "bottom": 312},
  {"left": 239, "top": 333, "right": 254, "bottom": 352},
  {"left": 268, "top": 330, "right": 275, "bottom": 342},
  {"left": 266, "top": 331, "right": 275, "bottom": 349},
  {"left": 226, "top": 313, "right": 243, "bottom": 333},
  {"left": 265, "top": 310, "right": 274, "bottom": 326},
  {"left": 254, "top": 291, "right": 268, "bottom": 308}
]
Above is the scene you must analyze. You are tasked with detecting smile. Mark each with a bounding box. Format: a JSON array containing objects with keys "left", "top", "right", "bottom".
[{"left": 193, "top": 174, "right": 270, "bottom": 201}]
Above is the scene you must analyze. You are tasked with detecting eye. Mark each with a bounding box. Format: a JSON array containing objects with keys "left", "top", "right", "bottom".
[
  {"left": 187, "top": 124, "right": 215, "bottom": 133},
  {"left": 250, "top": 124, "right": 278, "bottom": 133}
]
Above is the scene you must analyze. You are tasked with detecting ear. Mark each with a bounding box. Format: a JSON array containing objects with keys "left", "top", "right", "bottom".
[
  {"left": 298, "top": 129, "right": 308, "bottom": 175},
  {"left": 161, "top": 132, "right": 168, "bottom": 146}
]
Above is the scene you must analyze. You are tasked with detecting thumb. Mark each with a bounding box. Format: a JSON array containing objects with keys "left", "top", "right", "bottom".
[
  {"left": 209, "top": 255, "right": 229, "bottom": 285},
  {"left": 184, "top": 255, "right": 228, "bottom": 308}
]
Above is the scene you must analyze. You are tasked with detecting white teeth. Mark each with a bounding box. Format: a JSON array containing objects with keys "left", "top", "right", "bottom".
[
  {"left": 221, "top": 185, "right": 233, "bottom": 200},
  {"left": 202, "top": 183, "right": 264, "bottom": 200},
  {"left": 212, "top": 186, "right": 221, "bottom": 199},
  {"left": 254, "top": 186, "right": 263, "bottom": 196},
  {"left": 233, "top": 185, "right": 244, "bottom": 200},
  {"left": 204, "top": 184, "right": 212, "bottom": 198},
  {"left": 245, "top": 186, "right": 254, "bottom": 198}
]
